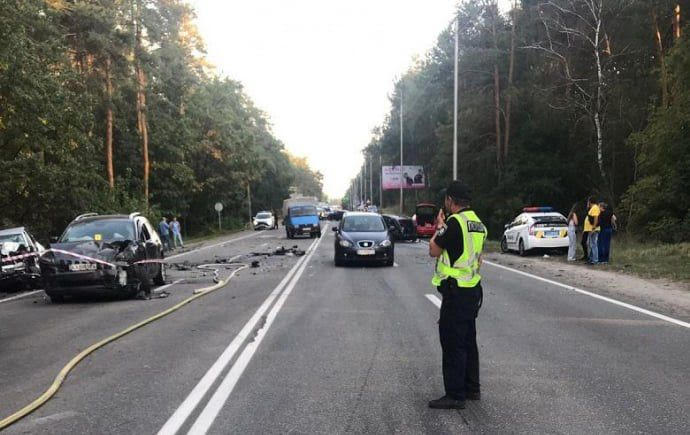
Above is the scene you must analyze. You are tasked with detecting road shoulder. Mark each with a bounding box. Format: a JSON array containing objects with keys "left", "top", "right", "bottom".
[{"left": 484, "top": 252, "right": 690, "bottom": 321}]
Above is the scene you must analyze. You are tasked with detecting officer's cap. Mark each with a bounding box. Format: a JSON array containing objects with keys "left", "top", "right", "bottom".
[{"left": 445, "top": 180, "right": 472, "bottom": 202}]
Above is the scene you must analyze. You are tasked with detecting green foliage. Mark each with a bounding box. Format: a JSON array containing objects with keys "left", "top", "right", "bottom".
[
  {"left": 357, "top": 0, "right": 688, "bottom": 240},
  {"left": 620, "top": 33, "right": 690, "bottom": 242},
  {"left": 0, "top": 0, "right": 321, "bottom": 240}
]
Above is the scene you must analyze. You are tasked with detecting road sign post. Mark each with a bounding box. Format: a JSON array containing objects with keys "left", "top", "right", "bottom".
[{"left": 214, "top": 202, "right": 223, "bottom": 231}]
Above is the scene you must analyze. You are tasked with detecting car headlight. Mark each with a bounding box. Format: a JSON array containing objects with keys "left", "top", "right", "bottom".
[
  {"left": 253, "top": 220, "right": 258, "bottom": 225},
  {"left": 339, "top": 240, "right": 352, "bottom": 248},
  {"left": 379, "top": 240, "right": 392, "bottom": 247}
]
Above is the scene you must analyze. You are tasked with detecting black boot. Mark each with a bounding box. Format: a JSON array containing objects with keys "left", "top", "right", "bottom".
[
  {"left": 428, "top": 395, "right": 466, "bottom": 409},
  {"left": 465, "top": 391, "right": 481, "bottom": 401}
]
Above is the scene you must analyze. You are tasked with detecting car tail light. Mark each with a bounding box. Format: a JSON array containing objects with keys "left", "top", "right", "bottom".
[{"left": 528, "top": 225, "right": 535, "bottom": 235}]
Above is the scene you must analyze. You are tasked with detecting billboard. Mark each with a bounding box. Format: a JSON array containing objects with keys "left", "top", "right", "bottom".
[{"left": 382, "top": 165, "right": 425, "bottom": 190}]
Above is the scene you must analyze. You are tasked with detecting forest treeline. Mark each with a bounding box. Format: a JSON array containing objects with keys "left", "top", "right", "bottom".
[
  {"left": 0, "top": 0, "right": 323, "bottom": 239},
  {"left": 351, "top": 0, "right": 690, "bottom": 242}
]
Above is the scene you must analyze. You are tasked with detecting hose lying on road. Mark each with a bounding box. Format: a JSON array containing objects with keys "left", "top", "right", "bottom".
[{"left": 0, "top": 264, "right": 248, "bottom": 431}]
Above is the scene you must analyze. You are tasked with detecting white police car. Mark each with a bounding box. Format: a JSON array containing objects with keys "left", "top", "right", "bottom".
[{"left": 500, "top": 207, "right": 569, "bottom": 256}]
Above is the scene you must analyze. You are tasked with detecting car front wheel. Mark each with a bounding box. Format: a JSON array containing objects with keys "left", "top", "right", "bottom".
[{"left": 153, "top": 263, "right": 166, "bottom": 286}]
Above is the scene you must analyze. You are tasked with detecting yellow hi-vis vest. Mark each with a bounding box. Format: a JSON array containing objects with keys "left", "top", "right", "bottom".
[{"left": 431, "top": 210, "right": 487, "bottom": 288}]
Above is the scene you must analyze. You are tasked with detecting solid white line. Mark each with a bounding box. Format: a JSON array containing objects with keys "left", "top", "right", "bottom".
[
  {"left": 0, "top": 290, "right": 44, "bottom": 304},
  {"left": 157, "top": 233, "right": 323, "bottom": 435},
  {"left": 187, "top": 227, "right": 329, "bottom": 435},
  {"left": 166, "top": 232, "right": 258, "bottom": 261},
  {"left": 425, "top": 293, "right": 441, "bottom": 309},
  {"left": 484, "top": 260, "right": 690, "bottom": 329}
]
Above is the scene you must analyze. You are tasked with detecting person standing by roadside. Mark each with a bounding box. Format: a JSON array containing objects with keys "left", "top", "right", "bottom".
[
  {"left": 566, "top": 204, "right": 579, "bottom": 261},
  {"left": 428, "top": 180, "right": 487, "bottom": 410},
  {"left": 598, "top": 203, "right": 616, "bottom": 264},
  {"left": 159, "top": 217, "right": 170, "bottom": 252},
  {"left": 584, "top": 196, "right": 601, "bottom": 264},
  {"left": 171, "top": 216, "right": 184, "bottom": 249}
]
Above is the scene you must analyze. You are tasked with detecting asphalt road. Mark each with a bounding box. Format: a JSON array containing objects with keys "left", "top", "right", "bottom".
[{"left": 1, "top": 224, "right": 688, "bottom": 434}]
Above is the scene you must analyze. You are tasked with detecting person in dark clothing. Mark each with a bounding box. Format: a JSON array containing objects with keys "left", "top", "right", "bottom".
[
  {"left": 428, "top": 180, "right": 486, "bottom": 410},
  {"left": 598, "top": 202, "right": 616, "bottom": 263}
]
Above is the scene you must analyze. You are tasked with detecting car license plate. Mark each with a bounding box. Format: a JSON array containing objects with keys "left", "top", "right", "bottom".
[
  {"left": 69, "top": 263, "right": 97, "bottom": 271},
  {"left": 546, "top": 231, "right": 559, "bottom": 238},
  {"left": 356, "top": 249, "right": 375, "bottom": 256}
]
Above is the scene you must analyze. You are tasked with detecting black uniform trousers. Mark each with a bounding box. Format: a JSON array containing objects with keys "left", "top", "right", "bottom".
[{"left": 438, "top": 279, "right": 483, "bottom": 401}]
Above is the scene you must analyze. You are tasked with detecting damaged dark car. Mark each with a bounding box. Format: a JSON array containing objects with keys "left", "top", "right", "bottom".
[
  {"left": 0, "top": 227, "right": 45, "bottom": 292},
  {"left": 39, "top": 213, "right": 165, "bottom": 302}
]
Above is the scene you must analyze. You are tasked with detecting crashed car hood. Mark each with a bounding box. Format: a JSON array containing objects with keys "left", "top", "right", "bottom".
[
  {"left": 0, "top": 241, "right": 21, "bottom": 256},
  {"left": 340, "top": 231, "right": 389, "bottom": 243},
  {"left": 42, "top": 241, "right": 124, "bottom": 264}
]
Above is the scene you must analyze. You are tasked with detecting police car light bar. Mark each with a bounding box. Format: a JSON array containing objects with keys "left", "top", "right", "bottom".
[{"left": 523, "top": 206, "right": 554, "bottom": 213}]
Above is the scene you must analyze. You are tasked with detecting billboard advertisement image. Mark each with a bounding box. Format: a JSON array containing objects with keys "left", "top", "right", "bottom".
[{"left": 382, "top": 165, "right": 425, "bottom": 190}]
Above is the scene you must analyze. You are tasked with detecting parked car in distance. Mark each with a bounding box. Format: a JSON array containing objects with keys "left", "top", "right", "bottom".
[
  {"left": 253, "top": 211, "right": 277, "bottom": 230},
  {"left": 333, "top": 212, "right": 394, "bottom": 266},
  {"left": 328, "top": 210, "right": 345, "bottom": 221},
  {"left": 284, "top": 205, "right": 321, "bottom": 239},
  {"left": 501, "top": 207, "right": 569, "bottom": 256},
  {"left": 382, "top": 214, "right": 417, "bottom": 242},
  {"left": 39, "top": 212, "right": 165, "bottom": 301},
  {"left": 0, "top": 227, "right": 44, "bottom": 292},
  {"left": 413, "top": 203, "right": 438, "bottom": 238}
]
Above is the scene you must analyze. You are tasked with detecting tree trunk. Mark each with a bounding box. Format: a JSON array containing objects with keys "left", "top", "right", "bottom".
[
  {"left": 653, "top": 9, "right": 669, "bottom": 108},
  {"left": 503, "top": 2, "right": 516, "bottom": 161},
  {"left": 491, "top": 5, "right": 502, "bottom": 171},
  {"left": 105, "top": 55, "right": 114, "bottom": 189},
  {"left": 593, "top": 2, "right": 606, "bottom": 180},
  {"left": 135, "top": 0, "right": 149, "bottom": 207}
]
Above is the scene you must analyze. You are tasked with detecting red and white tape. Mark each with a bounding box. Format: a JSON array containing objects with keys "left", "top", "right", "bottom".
[{"left": 1, "top": 248, "right": 175, "bottom": 268}]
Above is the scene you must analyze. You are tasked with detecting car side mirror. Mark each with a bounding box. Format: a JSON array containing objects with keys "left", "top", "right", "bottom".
[
  {"left": 389, "top": 226, "right": 397, "bottom": 232},
  {"left": 504, "top": 224, "right": 510, "bottom": 229},
  {"left": 332, "top": 227, "right": 338, "bottom": 232},
  {"left": 50, "top": 236, "right": 59, "bottom": 243}
]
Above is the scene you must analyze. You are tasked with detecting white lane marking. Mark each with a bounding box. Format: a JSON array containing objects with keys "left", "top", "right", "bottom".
[
  {"left": 187, "top": 228, "right": 330, "bottom": 435},
  {"left": 157, "top": 231, "right": 325, "bottom": 435},
  {"left": 426, "top": 294, "right": 441, "bottom": 308},
  {"left": 0, "top": 290, "right": 44, "bottom": 304},
  {"left": 166, "top": 232, "right": 258, "bottom": 261},
  {"left": 484, "top": 260, "right": 690, "bottom": 329},
  {"left": 153, "top": 279, "right": 183, "bottom": 295}
]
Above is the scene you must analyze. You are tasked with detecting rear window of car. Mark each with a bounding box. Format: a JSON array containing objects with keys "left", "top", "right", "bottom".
[
  {"left": 416, "top": 206, "right": 436, "bottom": 215},
  {"left": 290, "top": 206, "right": 317, "bottom": 216},
  {"left": 61, "top": 219, "right": 135, "bottom": 243},
  {"left": 342, "top": 215, "right": 386, "bottom": 232},
  {"left": 532, "top": 215, "right": 567, "bottom": 226},
  {"left": 256, "top": 213, "right": 271, "bottom": 219}
]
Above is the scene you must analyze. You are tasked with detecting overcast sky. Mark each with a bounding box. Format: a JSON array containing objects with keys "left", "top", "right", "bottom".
[{"left": 189, "top": 1, "right": 509, "bottom": 198}]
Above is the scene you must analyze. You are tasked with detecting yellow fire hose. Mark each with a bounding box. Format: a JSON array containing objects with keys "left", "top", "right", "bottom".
[{"left": 0, "top": 264, "right": 248, "bottom": 431}]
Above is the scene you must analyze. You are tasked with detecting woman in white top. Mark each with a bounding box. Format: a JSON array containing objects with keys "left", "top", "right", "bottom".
[{"left": 566, "top": 204, "right": 579, "bottom": 261}]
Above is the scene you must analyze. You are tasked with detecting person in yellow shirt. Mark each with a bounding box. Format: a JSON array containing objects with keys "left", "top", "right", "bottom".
[{"left": 584, "top": 196, "right": 600, "bottom": 264}]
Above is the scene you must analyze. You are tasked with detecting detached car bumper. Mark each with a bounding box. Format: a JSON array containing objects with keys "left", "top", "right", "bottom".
[{"left": 40, "top": 264, "right": 141, "bottom": 295}]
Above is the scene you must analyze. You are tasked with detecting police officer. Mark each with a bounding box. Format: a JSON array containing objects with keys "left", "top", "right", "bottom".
[{"left": 428, "top": 180, "right": 487, "bottom": 410}]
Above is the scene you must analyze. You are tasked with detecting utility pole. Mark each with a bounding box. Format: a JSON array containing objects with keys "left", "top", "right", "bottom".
[
  {"left": 363, "top": 158, "right": 367, "bottom": 203},
  {"left": 453, "top": 15, "right": 459, "bottom": 180},
  {"left": 246, "top": 182, "right": 252, "bottom": 228},
  {"left": 400, "top": 83, "right": 404, "bottom": 215},
  {"left": 369, "top": 156, "right": 374, "bottom": 204},
  {"left": 379, "top": 153, "right": 383, "bottom": 208}
]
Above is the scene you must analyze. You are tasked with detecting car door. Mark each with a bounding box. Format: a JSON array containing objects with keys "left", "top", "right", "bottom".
[
  {"left": 144, "top": 220, "right": 163, "bottom": 278},
  {"left": 506, "top": 215, "right": 519, "bottom": 246}
]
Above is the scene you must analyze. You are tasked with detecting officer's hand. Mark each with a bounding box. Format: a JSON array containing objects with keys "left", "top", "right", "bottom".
[{"left": 436, "top": 209, "right": 446, "bottom": 228}]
